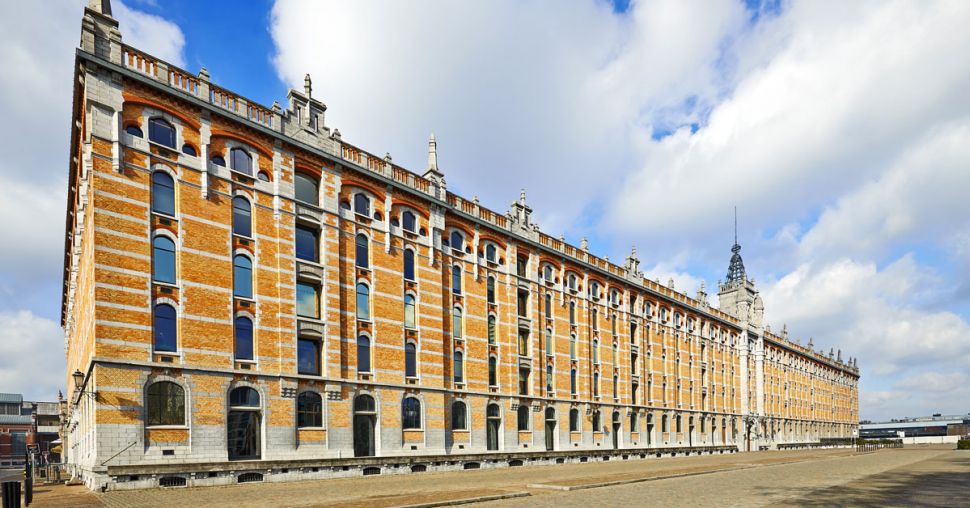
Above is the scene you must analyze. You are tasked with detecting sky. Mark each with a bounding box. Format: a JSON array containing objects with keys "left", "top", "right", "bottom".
[{"left": 0, "top": 0, "right": 968, "bottom": 422}]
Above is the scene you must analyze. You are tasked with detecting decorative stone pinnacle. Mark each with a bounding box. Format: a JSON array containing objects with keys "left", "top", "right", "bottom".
[
  {"left": 304, "top": 74, "right": 312, "bottom": 97},
  {"left": 519, "top": 189, "right": 526, "bottom": 205},
  {"left": 384, "top": 152, "right": 392, "bottom": 162},
  {"left": 668, "top": 278, "right": 674, "bottom": 289},
  {"left": 198, "top": 67, "right": 210, "bottom": 81},
  {"left": 426, "top": 133, "right": 440, "bottom": 173},
  {"left": 580, "top": 237, "right": 589, "bottom": 251},
  {"left": 89, "top": 0, "right": 113, "bottom": 16}
]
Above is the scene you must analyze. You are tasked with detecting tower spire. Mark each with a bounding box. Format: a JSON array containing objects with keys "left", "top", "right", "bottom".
[{"left": 726, "top": 206, "right": 746, "bottom": 284}]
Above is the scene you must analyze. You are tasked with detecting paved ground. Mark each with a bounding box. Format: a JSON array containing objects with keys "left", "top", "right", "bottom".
[
  {"left": 27, "top": 446, "right": 968, "bottom": 507},
  {"left": 0, "top": 467, "right": 23, "bottom": 483}
]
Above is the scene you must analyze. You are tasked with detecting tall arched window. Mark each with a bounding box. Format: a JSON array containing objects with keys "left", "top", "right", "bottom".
[
  {"left": 485, "top": 243, "right": 497, "bottom": 263},
  {"left": 593, "top": 371, "right": 600, "bottom": 397},
  {"left": 570, "top": 368, "right": 577, "bottom": 394},
  {"left": 148, "top": 118, "right": 176, "bottom": 148},
  {"left": 449, "top": 231, "right": 463, "bottom": 252},
  {"left": 662, "top": 414, "right": 669, "bottom": 433},
  {"left": 404, "top": 294, "right": 416, "bottom": 328},
  {"left": 451, "top": 400, "right": 467, "bottom": 430},
  {"left": 569, "top": 301, "right": 576, "bottom": 324},
  {"left": 402, "top": 397, "right": 421, "bottom": 429},
  {"left": 232, "top": 197, "right": 252, "bottom": 237},
  {"left": 545, "top": 329, "right": 553, "bottom": 356},
  {"left": 297, "top": 391, "right": 323, "bottom": 428},
  {"left": 676, "top": 415, "right": 683, "bottom": 433},
  {"left": 452, "top": 307, "right": 462, "bottom": 339},
  {"left": 569, "top": 334, "right": 576, "bottom": 360},
  {"left": 405, "top": 342, "right": 417, "bottom": 378},
  {"left": 592, "top": 409, "right": 601, "bottom": 432},
  {"left": 592, "top": 339, "right": 599, "bottom": 364},
  {"left": 230, "top": 147, "right": 253, "bottom": 175},
  {"left": 487, "top": 276, "right": 496, "bottom": 304},
  {"left": 402, "top": 211, "right": 416, "bottom": 232},
  {"left": 355, "top": 283, "right": 370, "bottom": 320},
  {"left": 353, "top": 193, "right": 370, "bottom": 216},
  {"left": 295, "top": 173, "right": 318, "bottom": 205},
  {"left": 613, "top": 374, "right": 618, "bottom": 399},
  {"left": 546, "top": 364, "right": 553, "bottom": 393},
  {"left": 569, "top": 408, "right": 579, "bottom": 432},
  {"left": 153, "top": 304, "right": 177, "bottom": 352},
  {"left": 454, "top": 351, "right": 464, "bottom": 383},
  {"left": 544, "top": 293, "right": 552, "bottom": 318},
  {"left": 355, "top": 234, "right": 369, "bottom": 269},
  {"left": 452, "top": 265, "right": 461, "bottom": 294},
  {"left": 356, "top": 335, "right": 371, "bottom": 373},
  {"left": 403, "top": 249, "right": 415, "bottom": 281},
  {"left": 517, "top": 405, "right": 530, "bottom": 431},
  {"left": 487, "top": 315, "right": 496, "bottom": 345},
  {"left": 151, "top": 171, "right": 175, "bottom": 216},
  {"left": 152, "top": 236, "right": 176, "bottom": 284},
  {"left": 233, "top": 255, "right": 253, "bottom": 299},
  {"left": 234, "top": 316, "right": 253, "bottom": 361},
  {"left": 592, "top": 309, "right": 598, "bottom": 330},
  {"left": 488, "top": 356, "right": 497, "bottom": 386},
  {"left": 146, "top": 381, "right": 184, "bottom": 426}
]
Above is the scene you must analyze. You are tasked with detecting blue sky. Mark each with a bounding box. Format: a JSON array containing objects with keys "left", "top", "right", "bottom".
[{"left": 1, "top": 0, "right": 969, "bottom": 421}]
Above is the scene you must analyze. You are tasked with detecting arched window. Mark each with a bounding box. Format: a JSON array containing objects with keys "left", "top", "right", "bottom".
[
  {"left": 146, "top": 381, "right": 184, "bottom": 426},
  {"left": 403, "top": 249, "right": 415, "bottom": 281},
  {"left": 449, "top": 231, "right": 464, "bottom": 252},
  {"left": 545, "top": 329, "right": 553, "bottom": 356},
  {"left": 295, "top": 225, "right": 318, "bottom": 262},
  {"left": 487, "top": 276, "right": 496, "bottom": 304},
  {"left": 592, "top": 309, "right": 598, "bottom": 331},
  {"left": 153, "top": 304, "right": 177, "bottom": 352},
  {"left": 593, "top": 371, "right": 600, "bottom": 396},
  {"left": 295, "top": 173, "right": 318, "bottom": 205},
  {"left": 613, "top": 374, "right": 618, "bottom": 398},
  {"left": 404, "top": 294, "right": 416, "bottom": 329},
  {"left": 230, "top": 147, "right": 252, "bottom": 175},
  {"left": 181, "top": 144, "right": 196, "bottom": 156},
  {"left": 676, "top": 415, "right": 683, "bottom": 433},
  {"left": 355, "top": 234, "right": 369, "bottom": 269},
  {"left": 297, "top": 392, "right": 323, "bottom": 428},
  {"left": 569, "top": 301, "right": 576, "bottom": 324},
  {"left": 211, "top": 155, "right": 226, "bottom": 167},
  {"left": 148, "top": 118, "right": 176, "bottom": 148},
  {"left": 229, "top": 386, "right": 260, "bottom": 408},
  {"left": 297, "top": 338, "right": 320, "bottom": 375},
  {"left": 611, "top": 314, "right": 617, "bottom": 335},
  {"left": 517, "top": 405, "right": 530, "bottom": 431},
  {"left": 355, "top": 283, "right": 370, "bottom": 320},
  {"left": 488, "top": 356, "right": 497, "bottom": 386},
  {"left": 612, "top": 342, "right": 618, "bottom": 364},
  {"left": 546, "top": 364, "right": 553, "bottom": 392},
  {"left": 487, "top": 315, "right": 496, "bottom": 345},
  {"left": 402, "top": 397, "right": 421, "bottom": 429},
  {"left": 592, "top": 409, "right": 601, "bottom": 432},
  {"left": 152, "top": 236, "right": 176, "bottom": 284},
  {"left": 402, "top": 211, "right": 416, "bottom": 232},
  {"left": 405, "top": 342, "right": 417, "bottom": 378},
  {"left": 485, "top": 243, "right": 497, "bottom": 264},
  {"left": 567, "top": 273, "right": 577, "bottom": 290},
  {"left": 257, "top": 171, "right": 270, "bottom": 182},
  {"left": 590, "top": 281, "right": 600, "bottom": 300},
  {"left": 544, "top": 293, "right": 552, "bottom": 319},
  {"left": 592, "top": 339, "right": 599, "bottom": 364},
  {"left": 234, "top": 316, "right": 253, "bottom": 361},
  {"left": 232, "top": 197, "right": 252, "bottom": 237},
  {"left": 126, "top": 124, "right": 143, "bottom": 137},
  {"left": 452, "top": 307, "right": 462, "bottom": 339},
  {"left": 569, "top": 408, "right": 579, "bottom": 432},
  {"left": 542, "top": 264, "right": 553, "bottom": 282},
  {"left": 570, "top": 368, "right": 577, "bottom": 394},
  {"left": 569, "top": 334, "right": 576, "bottom": 360},
  {"left": 454, "top": 351, "right": 464, "bottom": 383},
  {"left": 353, "top": 193, "right": 370, "bottom": 216},
  {"left": 356, "top": 335, "right": 371, "bottom": 373},
  {"left": 662, "top": 414, "right": 669, "bottom": 433},
  {"left": 452, "top": 265, "right": 461, "bottom": 295},
  {"left": 151, "top": 171, "right": 175, "bottom": 216},
  {"left": 233, "top": 255, "right": 253, "bottom": 299},
  {"left": 451, "top": 400, "right": 467, "bottom": 430}
]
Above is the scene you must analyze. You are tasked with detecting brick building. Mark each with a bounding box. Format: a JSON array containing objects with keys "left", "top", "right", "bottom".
[
  {"left": 62, "top": 1, "right": 859, "bottom": 490},
  {"left": 0, "top": 393, "right": 62, "bottom": 466}
]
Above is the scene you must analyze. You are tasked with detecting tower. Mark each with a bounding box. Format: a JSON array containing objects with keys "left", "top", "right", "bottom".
[{"left": 717, "top": 209, "right": 763, "bottom": 326}]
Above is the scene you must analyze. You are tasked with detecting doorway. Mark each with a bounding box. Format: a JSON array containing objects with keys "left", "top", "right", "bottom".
[
  {"left": 544, "top": 407, "right": 556, "bottom": 451},
  {"left": 611, "top": 411, "right": 621, "bottom": 449},
  {"left": 227, "top": 387, "right": 261, "bottom": 460},
  {"left": 353, "top": 395, "right": 377, "bottom": 457},
  {"left": 486, "top": 403, "right": 501, "bottom": 451}
]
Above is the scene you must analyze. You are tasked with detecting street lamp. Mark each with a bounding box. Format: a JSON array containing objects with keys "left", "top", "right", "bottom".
[{"left": 72, "top": 370, "right": 84, "bottom": 392}]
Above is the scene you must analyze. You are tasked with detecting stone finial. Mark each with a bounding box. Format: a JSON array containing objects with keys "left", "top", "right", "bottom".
[
  {"left": 808, "top": 337, "right": 814, "bottom": 348},
  {"left": 519, "top": 188, "right": 527, "bottom": 205},
  {"left": 559, "top": 234, "right": 565, "bottom": 242},
  {"left": 271, "top": 101, "right": 281, "bottom": 113},
  {"left": 837, "top": 349, "right": 842, "bottom": 362},
  {"left": 667, "top": 278, "right": 675, "bottom": 289},
  {"left": 426, "top": 133, "right": 440, "bottom": 174},
  {"left": 473, "top": 196, "right": 479, "bottom": 205},
  {"left": 199, "top": 67, "right": 210, "bottom": 81},
  {"left": 829, "top": 348, "right": 834, "bottom": 359},
  {"left": 384, "top": 152, "right": 393, "bottom": 162},
  {"left": 332, "top": 128, "right": 341, "bottom": 140},
  {"left": 89, "top": 0, "right": 113, "bottom": 15},
  {"left": 304, "top": 74, "right": 312, "bottom": 97},
  {"left": 580, "top": 237, "right": 589, "bottom": 251}
]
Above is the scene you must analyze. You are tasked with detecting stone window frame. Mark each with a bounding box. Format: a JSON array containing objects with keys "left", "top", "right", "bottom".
[
  {"left": 143, "top": 376, "right": 190, "bottom": 429},
  {"left": 233, "top": 310, "right": 257, "bottom": 364},
  {"left": 295, "top": 389, "right": 326, "bottom": 430}
]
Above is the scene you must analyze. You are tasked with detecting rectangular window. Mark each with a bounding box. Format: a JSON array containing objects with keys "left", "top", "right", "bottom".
[
  {"left": 10, "top": 432, "right": 26, "bottom": 455},
  {"left": 297, "top": 338, "right": 320, "bottom": 375},
  {"left": 517, "top": 288, "right": 529, "bottom": 317},
  {"left": 518, "top": 367, "right": 530, "bottom": 395},
  {"left": 518, "top": 328, "right": 529, "bottom": 356},
  {"left": 296, "top": 282, "right": 319, "bottom": 319},
  {"left": 295, "top": 226, "right": 318, "bottom": 262}
]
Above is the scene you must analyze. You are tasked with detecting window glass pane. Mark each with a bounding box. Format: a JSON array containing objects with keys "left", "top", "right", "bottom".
[
  {"left": 404, "top": 294, "right": 416, "bottom": 328},
  {"left": 487, "top": 277, "right": 495, "bottom": 303},
  {"left": 355, "top": 234, "right": 369, "bottom": 268},
  {"left": 148, "top": 118, "right": 176, "bottom": 148},
  {"left": 295, "top": 173, "right": 318, "bottom": 205},
  {"left": 487, "top": 316, "right": 495, "bottom": 344},
  {"left": 229, "top": 387, "right": 260, "bottom": 407},
  {"left": 297, "top": 392, "right": 323, "bottom": 428},
  {"left": 211, "top": 155, "right": 225, "bottom": 167},
  {"left": 295, "top": 226, "right": 318, "bottom": 262},
  {"left": 230, "top": 148, "right": 253, "bottom": 175},
  {"left": 147, "top": 382, "right": 185, "bottom": 426},
  {"left": 405, "top": 343, "right": 417, "bottom": 377},
  {"left": 153, "top": 304, "right": 177, "bottom": 352},
  {"left": 356, "top": 283, "right": 369, "bottom": 320},
  {"left": 403, "top": 249, "right": 415, "bottom": 280},
  {"left": 126, "top": 125, "right": 143, "bottom": 137},
  {"left": 235, "top": 317, "right": 253, "bottom": 360},
  {"left": 181, "top": 144, "right": 196, "bottom": 156},
  {"left": 452, "top": 401, "right": 466, "bottom": 430},
  {"left": 152, "top": 236, "right": 176, "bottom": 284},
  {"left": 450, "top": 231, "right": 463, "bottom": 251},
  {"left": 233, "top": 255, "right": 253, "bottom": 298},
  {"left": 151, "top": 172, "right": 175, "bottom": 216},
  {"left": 402, "top": 398, "right": 420, "bottom": 429},
  {"left": 297, "top": 339, "right": 319, "bottom": 375},
  {"left": 489, "top": 357, "right": 497, "bottom": 385},
  {"left": 357, "top": 335, "right": 370, "bottom": 372},
  {"left": 353, "top": 193, "right": 370, "bottom": 215},
  {"left": 452, "top": 265, "right": 461, "bottom": 294},
  {"left": 232, "top": 197, "right": 252, "bottom": 237},
  {"left": 296, "top": 282, "right": 319, "bottom": 318},
  {"left": 402, "top": 211, "right": 416, "bottom": 232},
  {"left": 452, "top": 308, "right": 462, "bottom": 338},
  {"left": 517, "top": 406, "right": 529, "bottom": 430},
  {"left": 454, "top": 351, "right": 463, "bottom": 382}
]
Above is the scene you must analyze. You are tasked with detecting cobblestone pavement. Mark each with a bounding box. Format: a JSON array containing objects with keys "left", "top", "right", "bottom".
[{"left": 29, "top": 447, "right": 965, "bottom": 508}]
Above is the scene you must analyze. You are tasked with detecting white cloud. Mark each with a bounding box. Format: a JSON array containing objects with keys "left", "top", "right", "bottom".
[
  {"left": 0, "top": 311, "right": 65, "bottom": 401},
  {"left": 114, "top": 0, "right": 186, "bottom": 67}
]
